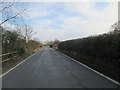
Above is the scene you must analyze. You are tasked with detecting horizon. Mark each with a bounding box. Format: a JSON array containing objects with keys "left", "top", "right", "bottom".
[{"left": 1, "top": 2, "right": 118, "bottom": 42}]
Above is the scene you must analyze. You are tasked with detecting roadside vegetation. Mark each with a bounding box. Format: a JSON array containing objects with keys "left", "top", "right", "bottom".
[
  {"left": 45, "top": 39, "right": 60, "bottom": 49},
  {"left": 58, "top": 22, "right": 120, "bottom": 82},
  {"left": 1, "top": 26, "right": 43, "bottom": 73},
  {"left": 0, "top": 1, "right": 43, "bottom": 73}
]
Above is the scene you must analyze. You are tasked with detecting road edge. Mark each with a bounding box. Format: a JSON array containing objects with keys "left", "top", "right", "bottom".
[
  {"left": 56, "top": 49, "right": 120, "bottom": 86},
  {"left": 1, "top": 51, "right": 39, "bottom": 78}
]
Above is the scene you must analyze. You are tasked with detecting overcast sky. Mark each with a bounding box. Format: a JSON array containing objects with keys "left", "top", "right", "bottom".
[{"left": 2, "top": 1, "right": 118, "bottom": 42}]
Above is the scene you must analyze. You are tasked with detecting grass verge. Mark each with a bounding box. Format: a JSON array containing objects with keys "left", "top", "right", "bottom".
[
  {"left": 2, "top": 53, "right": 30, "bottom": 74},
  {"left": 2, "top": 47, "right": 42, "bottom": 74}
]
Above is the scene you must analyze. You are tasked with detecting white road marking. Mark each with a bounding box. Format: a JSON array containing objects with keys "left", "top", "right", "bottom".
[
  {"left": 1, "top": 47, "right": 120, "bottom": 86},
  {"left": 57, "top": 50, "right": 120, "bottom": 86},
  {"left": 1, "top": 51, "right": 39, "bottom": 78}
]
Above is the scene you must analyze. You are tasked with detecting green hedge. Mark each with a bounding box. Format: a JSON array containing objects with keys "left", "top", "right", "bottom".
[{"left": 58, "top": 32, "right": 120, "bottom": 82}]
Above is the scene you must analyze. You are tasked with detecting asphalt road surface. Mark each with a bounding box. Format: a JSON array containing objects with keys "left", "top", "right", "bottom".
[{"left": 2, "top": 47, "right": 120, "bottom": 88}]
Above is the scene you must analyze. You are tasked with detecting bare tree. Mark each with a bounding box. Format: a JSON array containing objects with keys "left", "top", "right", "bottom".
[
  {"left": 0, "top": 1, "right": 15, "bottom": 12},
  {"left": 12, "top": 25, "right": 35, "bottom": 49},
  {"left": 15, "top": 25, "right": 35, "bottom": 41},
  {"left": 0, "top": 0, "right": 26, "bottom": 25},
  {"left": 0, "top": 10, "right": 26, "bottom": 25},
  {"left": 25, "top": 25, "right": 34, "bottom": 43}
]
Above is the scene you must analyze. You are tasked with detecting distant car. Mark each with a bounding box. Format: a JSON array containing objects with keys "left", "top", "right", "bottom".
[{"left": 49, "top": 45, "right": 53, "bottom": 48}]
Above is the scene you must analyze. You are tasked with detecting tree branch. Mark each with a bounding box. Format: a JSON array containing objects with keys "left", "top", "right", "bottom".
[
  {"left": 0, "top": 9, "right": 26, "bottom": 25},
  {"left": 0, "top": 1, "right": 15, "bottom": 12},
  {"left": 0, "top": 1, "right": 3, "bottom": 4}
]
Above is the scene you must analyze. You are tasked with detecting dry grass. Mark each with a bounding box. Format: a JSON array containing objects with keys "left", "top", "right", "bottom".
[{"left": 2, "top": 53, "right": 30, "bottom": 74}]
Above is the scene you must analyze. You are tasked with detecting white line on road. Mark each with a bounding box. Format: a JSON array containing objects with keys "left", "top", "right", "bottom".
[
  {"left": 56, "top": 50, "right": 120, "bottom": 86},
  {"left": 1, "top": 51, "right": 39, "bottom": 78}
]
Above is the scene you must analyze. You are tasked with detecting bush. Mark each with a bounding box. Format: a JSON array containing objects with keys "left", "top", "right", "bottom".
[
  {"left": 17, "top": 48, "right": 26, "bottom": 56},
  {"left": 58, "top": 32, "right": 120, "bottom": 82}
]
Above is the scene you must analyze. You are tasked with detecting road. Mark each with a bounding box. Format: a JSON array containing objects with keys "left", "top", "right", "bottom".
[{"left": 2, "top": 47, "right": 119, "bottom": 88}]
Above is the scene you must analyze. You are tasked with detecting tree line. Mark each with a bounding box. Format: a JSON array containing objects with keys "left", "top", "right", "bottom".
[
  {"left": 1, "top": 25, "right": 42, "bottom": 56},
  {"left": 58, "top": 23, "right": 120, "bottom": 82},
  {"left": 0, "top": 1, "right": 43, "bottom": 56},
  {"left": 0, "top": 1, "right": 43, "bottom": 73}
]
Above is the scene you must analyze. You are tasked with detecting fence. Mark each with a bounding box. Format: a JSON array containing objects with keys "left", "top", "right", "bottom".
[{"left": 0, "top": 51, "right": 17, "bottom": 63}]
